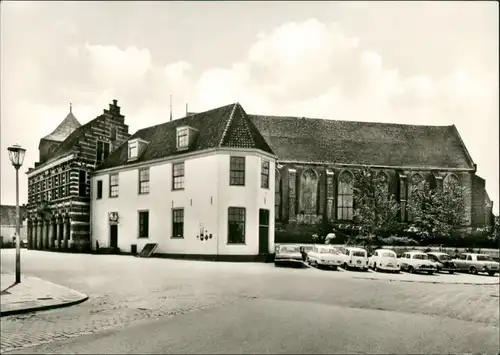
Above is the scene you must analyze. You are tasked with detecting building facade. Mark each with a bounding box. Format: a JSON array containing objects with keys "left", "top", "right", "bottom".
[
  {"left": 91, "top": 103, "right": 276, "bottom": 259},
  {"left": 0, "top": 205, "right": 27, "bottom": 245},
  {"left": 248, "top": 114, "right": 493, "bottom": 231},
  {"left": 25, "top": 100, "right": 130, "bottom": 251}
]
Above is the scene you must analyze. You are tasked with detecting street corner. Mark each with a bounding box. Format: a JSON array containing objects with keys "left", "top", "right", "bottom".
[
  {"left": 0, "top": 273, "right": 88, "bottom": 317},
  {"left": 349, "top": 270, "right": 500, "bottom": 285}
]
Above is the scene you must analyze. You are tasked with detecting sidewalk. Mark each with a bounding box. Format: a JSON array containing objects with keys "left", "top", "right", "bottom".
[{"left": 1, "top": 273, "right": 88, "bottom": 317}]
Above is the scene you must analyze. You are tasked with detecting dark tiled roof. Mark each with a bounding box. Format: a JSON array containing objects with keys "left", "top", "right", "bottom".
[
  {"left": 41, "top": 118, "right": 97, "bottom": 166},
  {"left": 249, "top": 114, "right": 475, "bottom": 169},
  {"left": 41, "top": 111, "right": 81, "bottom": 143},
  {"left": 96, "top": 103, "right": 274, "bottom": 170},
  {"left": 1, "top": 205, "right": 25, "bottom": 226}
]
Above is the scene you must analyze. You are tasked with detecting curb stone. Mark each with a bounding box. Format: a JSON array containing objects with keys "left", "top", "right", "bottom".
[
  {"left": 1, "top": 294, "right": 89, "bottom": 317},
  {"left": 1, "top": 275, "right": 89, "bottom": 317},
  {"left": 351, "top": 276, "right": 499, "bottom": 285}
]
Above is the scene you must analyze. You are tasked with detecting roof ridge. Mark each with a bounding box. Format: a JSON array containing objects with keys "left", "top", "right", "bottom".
[
  {"left": 134, "top": 103, "right": 237, "bottom": 136},
  {"left": 249, "top": 113, "right": 454, "bottom": 128},
  {"left": 450, "top": 124, "right": 476, "bottom": 170},
  {"left": 218, "top": 103, "right": 238, "bottom": 146}
]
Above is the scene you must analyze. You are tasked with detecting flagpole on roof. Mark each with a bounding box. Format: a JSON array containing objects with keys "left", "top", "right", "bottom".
[{"left": 169, "top": 95, "right": 173, "bottom": 121}]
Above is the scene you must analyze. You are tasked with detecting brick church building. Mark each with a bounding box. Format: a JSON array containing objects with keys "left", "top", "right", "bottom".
[{"left": 249, "top": 112, "right": 493, "bottom": 231}]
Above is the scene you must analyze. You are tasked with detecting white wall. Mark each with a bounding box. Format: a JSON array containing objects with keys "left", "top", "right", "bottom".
[
  {"left": 1, "top": 225, "right": 27, "bottom": 243},
  {"left": 216, "top": 152, "right": 275, "bottom": 255},
  {"left": 91, "top": 150, "right": 275, "bottom": 256}
]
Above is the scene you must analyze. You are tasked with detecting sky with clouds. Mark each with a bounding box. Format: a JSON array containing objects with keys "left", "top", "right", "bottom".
[{"left": 1, "top": 1, "right": 498, "bottom": 213}]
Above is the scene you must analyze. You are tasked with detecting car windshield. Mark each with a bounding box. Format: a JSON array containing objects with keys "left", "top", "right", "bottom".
[
  {"left": 318, "top": 248, "right": 338, "bottom": 254},
  {"left": 280, "top": 246, "right": 299, "bottom": 253},
  {"left": 412, "top": 254, "right": 428, "bottom": 260},
  {"left": 477, "top": 255, "right": 492, "bottom": 261},
  {"left": 381, "top": 252, "right": 396, "bottom": 258},
  {"left": 438, "top": 254, "right": 451, "bottom": 261},
  {"left": 352, "top": 251, "right": 366, "bottom": 257}
]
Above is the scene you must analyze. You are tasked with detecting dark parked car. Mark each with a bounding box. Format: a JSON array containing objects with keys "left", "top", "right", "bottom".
[
  {"left": 427, "top": 252, "right": 457, "bottom": 274},
  {"left": 274, "top": 245, "right": 304, "bottom": 268}
]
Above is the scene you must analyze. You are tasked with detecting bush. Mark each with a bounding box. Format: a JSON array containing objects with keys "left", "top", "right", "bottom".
[{"left": 1, "top": 241, "right": 14, "bottom": 249}]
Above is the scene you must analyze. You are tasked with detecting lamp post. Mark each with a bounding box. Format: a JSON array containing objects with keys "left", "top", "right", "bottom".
[{"left": 7, "top": 144, "right": 26, "bottom": 284}]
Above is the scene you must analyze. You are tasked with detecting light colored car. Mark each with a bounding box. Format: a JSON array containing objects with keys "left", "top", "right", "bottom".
[
  {"left": 340, "top": 247, "right": 369, "bottom": 271},
  {"left": 399, "top": 251, "right": 436, "bottom": 274},
  {"left": 427, "top": 252, "right": 457, "bottom": 274},
  {"left": 452, "top": 253, "right": 499, "bottom": 276},
  {"left": 306, "top": 245, "right": 342, "bottom": 270},
  {"left": 368, "top": 249, "right": 400, "bottom": 273},
  {"left": 274, "top": 245, "right": 304, "bottom": 267}
]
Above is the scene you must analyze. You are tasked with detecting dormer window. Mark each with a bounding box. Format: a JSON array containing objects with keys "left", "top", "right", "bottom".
[
  {"left": 128, "top": 141, "right": 138, "bottom": 159},
  {"left": 128, "top": 138, "right": 149, "bottom": 161},
  {"left": 176, "top": 126, "right": 198, "bottom": 150},
  {"left": 177, "top": 128, "right": 188, "bottom": 148}
]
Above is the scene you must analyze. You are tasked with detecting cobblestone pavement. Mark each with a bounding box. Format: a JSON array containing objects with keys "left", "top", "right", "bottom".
[{"left": 1, "top": 250, "right": 498, "bottom": 353}]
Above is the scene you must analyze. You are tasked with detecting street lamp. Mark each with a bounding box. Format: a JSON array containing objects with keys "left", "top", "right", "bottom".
[{"left": 7, "top": 144, "right": 26, "bottom": 284}]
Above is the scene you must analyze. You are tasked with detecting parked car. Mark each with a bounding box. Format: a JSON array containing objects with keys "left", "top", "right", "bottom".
[
  {"left": 340, "top": 247, "right": 369, "bottom": 271},
  {"left": 306, "top": 245, "right": 343, "bottom": 270},
  {"left": 452, "top": 253, "right": 499, "bottom": 276},
  {"left": 427, "top": 252, "right": 457, "bottom": 274},
  {"left": 368, "top": 249, "right": 400, "bottom": 273},
  {"left": 399, "top": 251, "right": 436, "bottom": 274},
  {"left": 274, "top": 245, "right": 304, "bottom": 267}
]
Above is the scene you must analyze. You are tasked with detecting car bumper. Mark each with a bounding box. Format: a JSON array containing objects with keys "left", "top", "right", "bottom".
[
  {"left": 415, "top": 267, "right": 435, "bottom": 273},
  {"left": 318, "top": 260, "right": 341, "bottom": 266},
  {"left": 483, "top": 267, "right": 499, "bottom": 273},
  {"left": 349, "top": 263, "right": 368, "bottom": 269},
  {"left": 378, "top": 265, "right": 400, "bottom": 271},
  {"left": 275, "top": 258, "right": 303, "bottom": 264}
]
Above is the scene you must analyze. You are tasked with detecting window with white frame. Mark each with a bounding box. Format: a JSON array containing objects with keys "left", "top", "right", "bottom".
[
  {"left": 172, "top": 208, "right": 184, "bottom": 238},
  {"left": 138, "top": 168, "right": 150, "bottom": 194},
  {"left": 109, "top": 173, "right": 119, "bottom": 197},
  {"left": 261, "top": 160, "right": 270, "bottom": 188},
  {"left": 228, "top": 207, "right": 245, "bottom": 244},
  {"left": 172, "top": 162, "right": 185, "bottom": 190},
  {"left": 128, "top": 141, "right": 138, "bottom": 160},
  {"left": 230, "top": 157, "right": 245, "bottom": 186},
  {"left": 177, "top": 128, "right": 188, "bottom": 148}
]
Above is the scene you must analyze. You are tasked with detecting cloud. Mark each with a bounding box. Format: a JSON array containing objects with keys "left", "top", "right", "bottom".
[
  {"left": 1, "top": 15, "right": 498, "bottom": 214},
  {"left": 84, "top": 43, "right": 153, "bottom": 86}
]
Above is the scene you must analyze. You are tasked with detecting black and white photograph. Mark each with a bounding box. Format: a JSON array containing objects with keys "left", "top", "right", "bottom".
[{"left": 0, "top": 1, "right": 498, "bottom": 354}]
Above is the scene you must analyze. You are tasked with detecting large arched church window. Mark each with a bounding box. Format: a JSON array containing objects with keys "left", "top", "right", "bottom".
[
  {"left": 300, "top": 169, "right": 318, "bottom": 214},
  {"left": 337, "top": 171, "right": 354, "bottom": 220},
  {"left": 377, "top": 171, "right": 390, "bottom": 197},
  {"left": 408, "top": 173, "right": 425, "bottom": 222},
  {"left": 275, "top": 170, "right": 282, "bottom": 221},
  {"left": 444, "top": 174, "right": 460, "bottom": 190}
]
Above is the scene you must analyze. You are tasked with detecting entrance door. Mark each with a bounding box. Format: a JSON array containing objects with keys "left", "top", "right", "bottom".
[
  {"left": 110, "top": 225, "right": 118, "bottom": 248},
  {"left": 258, "top": 209, "right": 270, "bottom": 254}
]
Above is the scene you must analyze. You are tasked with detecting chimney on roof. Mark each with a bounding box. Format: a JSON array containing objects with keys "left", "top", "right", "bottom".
[
  {"left": 109, "top": 99, "right": 120, "bottom": 115},
  {"left": 186, "top": 103, "right": 188, "bottom": 116},
  {"left": 69, "top": 102, "right": 72, "bottom": 114}
]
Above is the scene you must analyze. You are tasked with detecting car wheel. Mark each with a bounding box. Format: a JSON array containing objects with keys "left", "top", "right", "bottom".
[
  {"left": 488, "top": 271, "right": 496, "bottom": 276},
  {"left": 449, "top": 270, "right": 454, "bottom": 274},
  {"left": 374, "top": 263, "right": 378, "bottom": 272},
  {"left": 428, "top": 271, "right": 434, "bottom": 275},
  {"left": 408, "top": 266, "right": 414, "bottom": 274},
  {"left": 469, "top": 266, "right": 478, "bottom": 275},
  {"left": 306, "top": 257, "right": 311, "bottom": 265},
  {"left": 343, "top": 263, "right": 348, "bottom": 270}
]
